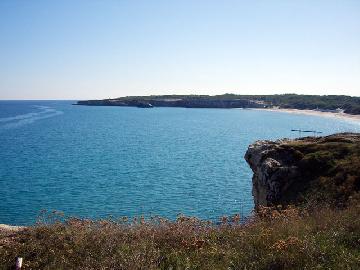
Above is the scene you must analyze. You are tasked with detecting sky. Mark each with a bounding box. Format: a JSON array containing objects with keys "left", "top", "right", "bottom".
[{"left": 0, "top": 0, "right": 359, "bottom": 100}]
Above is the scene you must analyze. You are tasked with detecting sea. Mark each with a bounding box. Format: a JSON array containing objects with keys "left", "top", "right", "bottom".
[{"left": 1, "top": 100, "right": 359, "bottom": 225}]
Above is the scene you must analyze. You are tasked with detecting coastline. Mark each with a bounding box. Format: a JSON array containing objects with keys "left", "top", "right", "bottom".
[
  {"left": 0, "top": 224, "right": 26, "bottom": 232},
  {"left": 252, "top": 108, "right": 360, "bottom": 123}
]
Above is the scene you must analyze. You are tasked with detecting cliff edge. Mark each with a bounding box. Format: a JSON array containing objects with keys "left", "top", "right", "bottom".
[{"left": 245, "top": 133, "right": 360, "bottom": 208}]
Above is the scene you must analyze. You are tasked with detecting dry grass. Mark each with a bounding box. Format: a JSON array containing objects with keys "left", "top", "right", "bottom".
[{"left": 1, "top": 202, "right": 360, "bottom": 270}]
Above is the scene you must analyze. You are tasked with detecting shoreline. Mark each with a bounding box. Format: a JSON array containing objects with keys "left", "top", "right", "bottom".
[
  {"left": 0, "top": 224, "right": 26, "bottom": 232},
  {"left": 252, "top": 108, "right": 360, "bottom": 123}
]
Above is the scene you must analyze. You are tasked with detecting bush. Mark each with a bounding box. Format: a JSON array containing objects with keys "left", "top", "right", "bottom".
[{"left": 1, "top": 204, "right": 360, "bottom": 269}]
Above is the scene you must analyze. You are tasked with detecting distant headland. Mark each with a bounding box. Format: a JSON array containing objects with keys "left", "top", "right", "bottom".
[{"left": 76, "top": 94, "right": 360, "bottom": 115}]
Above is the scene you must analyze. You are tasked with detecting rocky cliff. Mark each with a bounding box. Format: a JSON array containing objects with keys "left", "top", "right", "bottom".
[{"left": 245, "top": 133, "right": 360, "bottom": 208}]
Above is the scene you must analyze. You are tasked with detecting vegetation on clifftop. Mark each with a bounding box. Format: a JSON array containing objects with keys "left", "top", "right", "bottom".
[
  {"left": 280, "top": 134, "right": 360, "bottom": 207},
  {"left": 78, "top": 94, "right": 360, "bottom": 115}
]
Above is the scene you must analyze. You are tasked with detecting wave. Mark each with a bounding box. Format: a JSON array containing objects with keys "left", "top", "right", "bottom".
[{"left": 0, "top": 105, "right": 64, "bottom": 130}]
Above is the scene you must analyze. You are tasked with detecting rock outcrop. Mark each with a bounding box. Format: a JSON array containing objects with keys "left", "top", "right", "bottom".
[
  {"left": 245, "top": 133, "right": 360, "bottom": 208},
  {"left": 245, "top": 139, "right": 301, "bottom": 207}
]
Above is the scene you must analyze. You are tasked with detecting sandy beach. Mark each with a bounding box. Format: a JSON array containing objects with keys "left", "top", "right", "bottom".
[{"left": 252, "top": 108, "right": 360, "bottom": 123}]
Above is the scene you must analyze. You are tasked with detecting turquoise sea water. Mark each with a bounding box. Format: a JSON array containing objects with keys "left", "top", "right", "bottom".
[{"left": 1, "top": 101, "right": 359, "bottom": 225}]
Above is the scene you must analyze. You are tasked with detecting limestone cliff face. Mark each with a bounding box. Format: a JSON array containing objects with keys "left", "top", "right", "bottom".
[
  {"left": 245, "top": 133, "right": 360, "bottom": 208},
  {"left": 245, "top": 139, "right": 301, "bottom": 208}
]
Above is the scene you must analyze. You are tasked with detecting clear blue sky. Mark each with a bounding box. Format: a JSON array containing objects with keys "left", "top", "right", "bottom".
[{"left": 0, "top": 0, "right": 359, "bottom": 99}]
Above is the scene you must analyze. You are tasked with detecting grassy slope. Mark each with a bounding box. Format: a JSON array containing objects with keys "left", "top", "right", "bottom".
[
  {"left": 281, "top": 134, "right": 360, "bottom": 207},
  {"left": 1, "top": 205, "right": 359, "bottom": 269}
]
